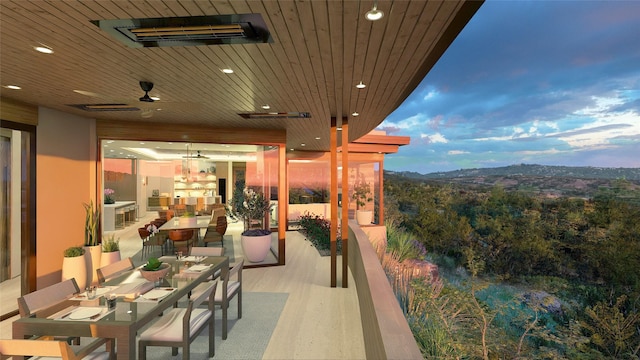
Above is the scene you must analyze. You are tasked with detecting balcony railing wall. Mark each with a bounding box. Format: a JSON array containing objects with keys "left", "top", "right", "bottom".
[{"left": 347, "top": 220, "right": 423, "bottom": 359}]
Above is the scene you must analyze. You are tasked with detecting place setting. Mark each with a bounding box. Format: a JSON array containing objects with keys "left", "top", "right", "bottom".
[
  {"left": 134, "top": 287, "right": 177, "bottom": 303},
  {"left": 48, "top": 305, "right": 113, "bottom": 322}
]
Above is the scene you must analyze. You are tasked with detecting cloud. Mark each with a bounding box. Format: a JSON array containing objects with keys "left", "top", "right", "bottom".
[{"left": 380, "top": 1, "right": 640, "bottom": 174}]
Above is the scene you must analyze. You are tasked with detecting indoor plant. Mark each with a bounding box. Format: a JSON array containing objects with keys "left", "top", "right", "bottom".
[
  {"left": 83, "top": 200, "right": 101, "bottom": 285},
  {"left": 62, "top": 246, "right": 87, "bottom": 289},
  {"left": 351, "top": 174, "right": 373, "bottom": 225},
  {"left": 228, "top": 180, "right": 274, "bottom": 262},
  {"left": 100, "top": 235, "right": 121, "bottom": 266},
  {"left": 178, "top": 211, "right": 197, "bottom": 227},
  {"left": 104, "top": 188, "right": 115, "bottom": 204}
]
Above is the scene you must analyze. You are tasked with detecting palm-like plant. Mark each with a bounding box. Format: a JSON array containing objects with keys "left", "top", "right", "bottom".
[{"left": 83, "top": 200, "right": 100, "bottom": 246}]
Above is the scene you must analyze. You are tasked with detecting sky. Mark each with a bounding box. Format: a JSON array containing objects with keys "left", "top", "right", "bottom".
[{"left": 379, "top": 0, "right": 640, "bottom": 174}]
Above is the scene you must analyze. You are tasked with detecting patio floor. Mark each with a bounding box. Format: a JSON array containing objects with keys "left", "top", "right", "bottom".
[{"left": 0, "top": 213, "right": 365, "bottom": 359}]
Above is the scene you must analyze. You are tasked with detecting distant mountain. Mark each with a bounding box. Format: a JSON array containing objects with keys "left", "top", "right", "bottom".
[{"left": 387, "top": 164, "right": 640, "bottom": 181}]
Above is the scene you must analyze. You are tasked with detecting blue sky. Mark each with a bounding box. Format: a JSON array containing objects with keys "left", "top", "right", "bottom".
[{"left": 379, "top": 0, "right": 640, "bottom": 174}]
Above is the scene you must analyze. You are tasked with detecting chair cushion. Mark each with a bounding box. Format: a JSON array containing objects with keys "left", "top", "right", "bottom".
[
  {"left": 139, "top": 308, "right": 211, "bottom": 342},
  {"left": 214, "top": 281, "right": 240, "bottom": 302}
]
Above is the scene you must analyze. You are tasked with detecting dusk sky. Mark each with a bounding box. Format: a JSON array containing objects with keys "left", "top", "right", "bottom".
[{"left": 380, "top": 0, "right": 640, "bottom": 174}]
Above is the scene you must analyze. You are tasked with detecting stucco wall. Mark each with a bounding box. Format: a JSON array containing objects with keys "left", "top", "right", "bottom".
[{"left": 36, "top": 107, "right": 96, "bottom": 288}]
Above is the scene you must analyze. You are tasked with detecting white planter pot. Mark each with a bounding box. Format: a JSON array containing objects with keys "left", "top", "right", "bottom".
[
  {"left": 62, "top": 255, "right": 87, "bottom": 290},
  {"left": 100, "top": 251, "right": 121, "bottom": 268},
  {"left": 241, "top": 234, "right": 272, "bottom": 263},
  {"left": 356, "top": 210, "right": 373, "bottom": 225},
  {"left": 84, "top": 245, "right": 102, "bottom": 286},
  {"left": 179, "top": 217, "right": 197, "bottom": 227}
]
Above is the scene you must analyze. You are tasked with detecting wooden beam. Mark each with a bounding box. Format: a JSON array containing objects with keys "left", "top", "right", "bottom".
[
  {"left": 341, "top": 117, "right": 349, "bottom": 288},
  {"left": 338, "top": 143, "right": 399, "bottom": 154},
  {"left": 0, "top": 97, "right": 38, "bottom": 126},
  {"left": 353, "top": 134, "right": 410, "bottom": 146},
  {"left": 330, "top": 117, "right": 338, "bottom": 287}
]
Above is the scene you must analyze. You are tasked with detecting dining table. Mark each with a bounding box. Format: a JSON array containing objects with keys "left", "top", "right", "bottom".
[
  {"left": 12, "top": 255, "right": 229, "bottom": 360},
  {"left": 159, "top": 215, "right": 213, "bottom": 242}
]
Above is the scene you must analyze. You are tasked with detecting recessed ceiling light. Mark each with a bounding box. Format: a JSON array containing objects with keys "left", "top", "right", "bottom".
[
  {"left": 150, "top": 96, "right": 160, "bottom": 101},
  {"left": 290, "top": 148, "right": 294, "bottom": 151},
  {"left": 34, "top": 45, "right": 53, "bottom": 54},
  {"left": 365, "top": 1, "right": 384, "bottom": 21},
  {"left": 106, "top": 140, "right": 114, "bottom": 143},
  {"left": 315, "top": 137, "right": 321, "bottom": 140},
  {"left": 337, "top": 127, "right": 342, "bottom": 131},
  {"left": 221, "top": 68, "right": 234, "bottom": 74},
  {"left": 140, "top": 142, "right": 145, "bottom": 145},
  {"left": 261, "top": 104, "right": 270, "bottom": 110},
  {"left": 352, "top": 112, "right": 359, "bottom": 116},
  {"left": 4, "top": 85, "right": 21, "bottom": 90},
  {"left": 301, "top": 143, "right": 306, "bottom": 147},
  {"left": 356, "top": 81, "right": 366, "bottom": 89}
]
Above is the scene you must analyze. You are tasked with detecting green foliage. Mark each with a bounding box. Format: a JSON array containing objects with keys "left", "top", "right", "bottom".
[
  {"left": 83, "top": 200, "right": 100, "bottom": 246},
  {"left": 64, "top": 246, "right": 84, "bottom": 257},
  {"left": 351, "top": 173, "right": 373, "bottom": 209},
  {"left": 102, "top": 236, "right": 119, "bottom": 252},
  {"left": 582, "top": 295, "right": 640, "bottom": 358},
  {"left": 143, "top": 257, "right": 163, "bottom": 271},
  {"left": 298, "top": 212, "right": 332, "bottom": 251},
  {"left": 385, "top": 221, "right": 426, "bottom": 262},
  {"left": 181, "top": 211, "right": 195, "bottom": 218},
  {"left": 227, "top": 179, "right": 273, "bottom": 233},
  {"left": 382, "top": 175, "right": 640, "bottom": 358}
]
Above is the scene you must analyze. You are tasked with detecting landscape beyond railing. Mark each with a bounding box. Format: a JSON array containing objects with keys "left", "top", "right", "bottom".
[{"left": 347, "top": 220, "right": 422, "bottom": 360}]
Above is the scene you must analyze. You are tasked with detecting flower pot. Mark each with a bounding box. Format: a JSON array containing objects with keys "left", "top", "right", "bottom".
[
  {"left": 241, "top": 233, "right": 272, "bottom": 263},
  {"left": 100, "top": 251, "right": 121, "bottom": 267},
  {"left": 140, "top": 263, "right": 171, "bottom": 282},
  {"left": 62, "top": 255, "right": 87, "bottom": 290},
  {"left": 356, "top": 210, "right": 373, "bottom": 225},
  {"left": 84, "top": 245, "right": 102, "bottom": 286}
]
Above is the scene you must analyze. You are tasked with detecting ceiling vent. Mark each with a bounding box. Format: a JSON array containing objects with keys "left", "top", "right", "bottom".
[
  {"left": 68, "top": 104, "right": 140, "bottom": 112},
  {"left": 238, "top": 112, "right": 311, "bottom": 119},
  {"left": 92, "top": 14, "right": 272, "bottom": 48}
]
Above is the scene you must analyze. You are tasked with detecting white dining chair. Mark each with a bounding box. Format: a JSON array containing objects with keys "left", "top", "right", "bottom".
[
  {"left": 138, "top": 280, "right": 218, "bottom": 360},
  {"left": 0, "top": 338, "right": 112, "bottom": 360},
  {"left": 189, "top": 247, "right": 224, "bottom": 279},
  {"left": 216, "top": 259, "right": 243, "bottom": 340},
  {"left": 96, "top": 257, "right": 134, "bottom": 284}
]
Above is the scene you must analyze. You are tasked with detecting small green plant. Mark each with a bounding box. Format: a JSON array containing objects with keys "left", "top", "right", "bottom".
[
  {"left": 102, "top": 236, "right": 120, "bottom": 253},
  {"left": 181, "top": 211, "right": 195, "bottom": 218},
  {"left": 83, "top": 200, "right": 100, "bottom": 246},
  {"left": 64, "top": 246, "right": 85, "bottom": 257},
  {"left": 143, "top": 257, "right": 163, "bottom": 271}
]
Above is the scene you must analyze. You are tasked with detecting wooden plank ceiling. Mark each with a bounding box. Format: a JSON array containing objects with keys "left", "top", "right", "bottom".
[{"left": 0, "top": 0, "right": 482, "bottom": 151}]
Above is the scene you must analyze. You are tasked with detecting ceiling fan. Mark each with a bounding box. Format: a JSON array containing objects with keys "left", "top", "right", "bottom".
[{"left": 183, "top": 150, "right": 209, "bottom": 159}]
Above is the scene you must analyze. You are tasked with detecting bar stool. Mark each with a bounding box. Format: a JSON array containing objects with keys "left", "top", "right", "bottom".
[
  {"left": 125, "top": 204, "right": 136, "bottom": 226},
  {"left": 115, "top": 207, "right": 126, "bottom": 229}
]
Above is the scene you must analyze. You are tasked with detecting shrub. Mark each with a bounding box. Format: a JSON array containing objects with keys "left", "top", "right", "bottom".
[
  {"left": 298, "top": 212, "right": 331, "bottom": 251},
  {"left": 102, "top": 235, "right": 120, "bottom": 252},
  {"left": 386, "top": 222, "right": 425, "bottom": 262},
  {"left": 64, "top": 246, "right": 84, "bottom": 257}
]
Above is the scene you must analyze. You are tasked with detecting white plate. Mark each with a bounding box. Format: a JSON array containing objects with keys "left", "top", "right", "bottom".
[
  {"left": 141, "top": 288, "right": 175, "bottom": 301},
  {"left": 68, "top": 307, "right": 103, "bottom": 320},
  {"left": 187, "top": 264, "right": 210, "bottom": 272}
]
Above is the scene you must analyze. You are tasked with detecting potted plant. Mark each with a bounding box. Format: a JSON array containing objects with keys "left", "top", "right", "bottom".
[
  {"left": 83, "top": 200, "right": 102, "bottom": 285},
  {"left": 62, "top": 246, "right": 87, "bottom": 289},
  {"left": 178, "top": 211, "right": 197, "bottom": 227},
  {"left": 227, "top": 180, "right": 274, "bottom": 262},
  {"left": 140, "top": 257, "right": 170, "bottom": 283},
  {"left": 100, "top": 235, "right": 121, "bottom": 266},
  {"left": 351, "top": 174, "right": 373, "bottom": 225},
  {"left": 104, "top": 188, "right": 115, "bottom": 204}
]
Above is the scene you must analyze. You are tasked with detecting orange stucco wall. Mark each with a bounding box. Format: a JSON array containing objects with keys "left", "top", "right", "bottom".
[{"left": 36, "top": 107, "right": 97, "bottom": 288}]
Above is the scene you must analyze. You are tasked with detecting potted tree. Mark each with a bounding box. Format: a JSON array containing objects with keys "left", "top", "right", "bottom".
[
  {"left": 227, "top": 180, "right": 274, "bottom": 262},
  {"left": 351, "top": 174, "right": 373, "bottom": 225},
  {"left": 100, "top": 235, "right": 121, "bottom": 267},
  {"left": 62, "top": 246, "right": 87, "bottom": 290},
  {"left": 83, "top": 200, "right": 101, "bottom": 285}
]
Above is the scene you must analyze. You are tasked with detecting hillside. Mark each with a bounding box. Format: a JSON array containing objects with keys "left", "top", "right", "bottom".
[
  {"left": 389, "top": 163, "right": 640, "bottom": 181},
  {"left": 386, "top": 164, "right": 640, "bottom": 199}
]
